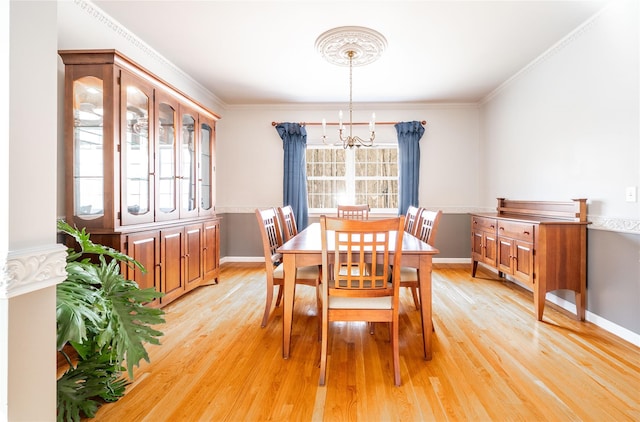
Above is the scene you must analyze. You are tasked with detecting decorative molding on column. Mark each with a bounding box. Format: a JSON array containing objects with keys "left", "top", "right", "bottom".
[{"left": 0, "top": 244, "right": 68, "bottom": 299}]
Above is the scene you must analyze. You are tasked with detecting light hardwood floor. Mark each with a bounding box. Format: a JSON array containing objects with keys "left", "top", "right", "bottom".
[{"left": 91, "top": 263, "right": 640, "bottom": 421}]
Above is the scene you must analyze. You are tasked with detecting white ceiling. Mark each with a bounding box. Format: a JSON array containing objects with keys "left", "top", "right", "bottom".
[{"left": 89, "top": 0, "right": 609, "bottom": 106}]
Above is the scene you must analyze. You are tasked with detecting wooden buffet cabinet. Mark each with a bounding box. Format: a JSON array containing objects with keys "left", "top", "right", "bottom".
[
  {"left": 471, "top": 198, "right": 588, "bottom": 321},
  {"left": 60, "top": 49, "right": 221, "bottom": 307}
]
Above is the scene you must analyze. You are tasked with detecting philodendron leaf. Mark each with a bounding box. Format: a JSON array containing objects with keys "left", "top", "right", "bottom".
[
  {"left": 102, "top": 269, "right": 165, "bottom": 377},
  {"left": 56, "top": 354, "right": 129, "bottom": 422},
  {"left": 57, "top": 220, "right": 145, "bottom": 272},
  {"left": 56, "top": 273, "right": 103, "bottom": 350}
]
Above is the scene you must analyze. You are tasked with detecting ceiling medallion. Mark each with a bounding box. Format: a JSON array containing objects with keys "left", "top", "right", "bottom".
[
  {"left": 315, "top": 26, "right": 387, "bottom": 67},
  {"left": 315, "top": 26, "right": 387, "bottom": 148}
]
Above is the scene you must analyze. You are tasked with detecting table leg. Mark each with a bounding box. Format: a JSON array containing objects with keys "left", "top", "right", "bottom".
[
  {"left": 418, "top": 255, "right": 433, "bottom": 360},
  {"left": 282, "top": 254, "right": 296, "bottom": 359}
]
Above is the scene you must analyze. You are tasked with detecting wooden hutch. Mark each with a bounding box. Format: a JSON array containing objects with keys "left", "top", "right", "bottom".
[
  {"left": 59, "top": 49, "right": 221, "bottom": 307},
  {"left": 471, "top": 198, "right": 588, "bottom": 321}
]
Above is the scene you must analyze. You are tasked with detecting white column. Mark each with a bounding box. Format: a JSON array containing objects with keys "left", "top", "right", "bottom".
[{"left": 1, "top": 2, "right": 65, "bottom": 421}]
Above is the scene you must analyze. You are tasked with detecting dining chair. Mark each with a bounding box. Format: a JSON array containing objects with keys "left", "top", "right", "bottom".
[
  {"left": 404, "top": 205, "right": 422, "bottom": 236},
  {"left": 277, "top": 205, "right": 298, "bottom": 242},
  {"left": 318, "top": 215, "right": 405, "bottom": 386},
  {"left": 255, "top": 208, "right": 320, "bottom": 327},
  {"left": 337, "top": 204, "right": 370, "bottom": 220},
  {"left": 400, "top": 209, "right": 442, "bottom": 310}
]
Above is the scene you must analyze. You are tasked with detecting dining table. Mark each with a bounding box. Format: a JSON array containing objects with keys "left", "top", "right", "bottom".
[{"left": 276, "top": 221, "right": 439, "bottom": 360}]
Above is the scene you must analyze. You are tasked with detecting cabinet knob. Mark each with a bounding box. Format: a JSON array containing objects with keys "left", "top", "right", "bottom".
[{"left": 523, "top": 231, "right": 530, "bottom": 235}]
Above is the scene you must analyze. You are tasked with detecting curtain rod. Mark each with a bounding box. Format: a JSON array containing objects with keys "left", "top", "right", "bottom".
[{"left": 271, "top": 120, "right": 426, "bottom": 126}]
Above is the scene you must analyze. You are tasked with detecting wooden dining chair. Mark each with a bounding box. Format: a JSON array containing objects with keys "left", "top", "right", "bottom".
[
  {"left": 400, "top": 209, "right": 442, "bottom": 310},
  {"left": 337, "top": 204, "right": 370, "bottom": 220},
  {"left": 404, "top": 205, "right": 422, "bottom": 236},
  {"left": 318, "top": 215, "right": 405, "bottom": 386},
  {"left": 277, "top": 205, "right": 298, "bottom": 242},
  {"left": 255, "top": 208, "right": 320, "bottom": 327}
]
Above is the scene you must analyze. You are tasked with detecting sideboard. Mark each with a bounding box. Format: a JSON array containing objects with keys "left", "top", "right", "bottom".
[{"left": 471, "top": 198, "right": 588, "bottom": 321}]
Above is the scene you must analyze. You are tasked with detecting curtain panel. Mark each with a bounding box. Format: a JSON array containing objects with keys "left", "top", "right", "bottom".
[
  {"left": 275, "top": 122, "right": 309, "bottom": 229},
  {"left": 395, "top": 121, "right": 425, "bottom": 216}
]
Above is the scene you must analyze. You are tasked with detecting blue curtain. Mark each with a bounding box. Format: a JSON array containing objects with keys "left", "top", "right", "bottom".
[
  {"left": 395, "top": 121, "right": 425, "bottom": 216},
  {"left": 275, "top": 122, "right": 309, "bottom": 229}
]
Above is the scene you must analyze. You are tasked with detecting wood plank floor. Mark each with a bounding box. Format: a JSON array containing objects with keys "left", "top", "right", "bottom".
[{"left": 91, "top": 263, "right": 640, "bottom": 421}]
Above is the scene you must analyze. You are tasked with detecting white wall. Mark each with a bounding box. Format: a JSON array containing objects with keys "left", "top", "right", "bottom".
[
  {"left": 481, "top": 0, "right": 639, "bottom": 223},
  {"left": 216, "top": 104, "right": 481, "bottom": 212}
]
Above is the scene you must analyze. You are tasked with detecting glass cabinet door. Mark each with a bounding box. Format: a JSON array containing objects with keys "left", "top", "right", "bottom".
[
  {"left": 180, "top": 109, "right": 198, "bottom": 218},
  {"left": 73, "top": 76, "right": 104, "bottom": 219},
  {"left": 121, "top": 72, "right": 154, "bottom": 225},
  {"left": 199, "top": 119, "right": 214, "bottom": 214},
  {"left": 156, "top": 94, "right": 179, "bottom": 221}
]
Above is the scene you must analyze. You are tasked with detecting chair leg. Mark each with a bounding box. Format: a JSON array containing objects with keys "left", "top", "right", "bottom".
[
  {"left": 261, "top": 282, "right": 275, "bottom": 328},
  {"left": 316, "top": 282, "right": 321, "bottom": 341},
  {"left": 410, "top": 286, "right": 421, "bottom": 310},
  {"left": 319, "top": 311, "right": 328, "bottom": 385},
  {"left": 274, "top": 284, "right": 283, "bottom": 307},
  {"left": 391, "top": 320, "right": 401, "bottom": 386}
]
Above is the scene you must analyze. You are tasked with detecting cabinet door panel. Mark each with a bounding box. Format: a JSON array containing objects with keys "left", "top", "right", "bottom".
[
  {"left": 179, "top": 105, "right": 199, "bottom": 219},
  {"left": 155, "top": 92, "right": 180, "bottom": 221},
  {"left": 471, "top": 230, "right": 484, "bottom": 260},
  {"left": 120, "top": 70, "right": 155, "bottom": 225},
  {"left": 514, "top": 241, "right": 534, "bottom": 283},
  {"left": 184, "top": 224, "right": 203, "bottom": 291},
  {"left": 203, "top": 220, "right": 220, "bottom": 283},
  {"left": 126, "top": 231, "right": 160, "bottom": 306},
  {"left": 497, "top": 238, "right": 513, "bottom": 274},
  {"left": 199, "top": 116, "right": 215, "bottom": 216},
  {"left": 161, "top": 228, "right": 184, "bottom": 304},
  {"left": 483, "top": 233, "right": 498, "bottom": 266}
]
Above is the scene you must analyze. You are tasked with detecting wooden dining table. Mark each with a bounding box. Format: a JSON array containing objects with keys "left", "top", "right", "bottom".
[{"left": 276, "top": 222, "right": 439, "bottom": 360}]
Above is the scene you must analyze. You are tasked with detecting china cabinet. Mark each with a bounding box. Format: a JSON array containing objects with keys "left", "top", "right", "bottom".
[
  {"left": 60, "top": 49, "right": 221, "bottom": 307},
  {"left": 471, "top": 198, "right": 588, "bottom": 321}
]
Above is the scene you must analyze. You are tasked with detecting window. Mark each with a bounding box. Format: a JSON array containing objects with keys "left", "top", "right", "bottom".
[{"left": 306, "top": 145, "right": 399, "bottom": 211}]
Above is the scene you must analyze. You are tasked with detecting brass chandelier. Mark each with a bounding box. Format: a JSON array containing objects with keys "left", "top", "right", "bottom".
[{"left": 315, "top": 26, "right": 387, "bottom": 148}]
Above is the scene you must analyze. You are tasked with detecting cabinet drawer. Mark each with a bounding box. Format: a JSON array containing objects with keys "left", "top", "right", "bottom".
[
  {"left": 472, "top": 216, "right": 497, "bottom": 232},
  {"left": 497, "top": 221, "right": 534, "bottom": 241}
]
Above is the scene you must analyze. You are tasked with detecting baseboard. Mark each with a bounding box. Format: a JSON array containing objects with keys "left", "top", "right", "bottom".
[
  {"left": 545, "top": 294, "right": 640, "bottom": 347},
  {"left": 219, "top": 256, "right": 639, "bottom": 346},
  {"left": 220, "top": 256, "right": 263, "bottom": 264}
]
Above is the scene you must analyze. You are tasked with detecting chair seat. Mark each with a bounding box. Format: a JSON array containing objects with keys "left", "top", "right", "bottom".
[
  {"left": 273, "top": 263, "right": 319, "bottom": 280},
  {"left": 321, "top": 288, "right": 392, "bottom": 310},
  {"left": 400, "top": 267, "right": 418, "bottom": 282}
]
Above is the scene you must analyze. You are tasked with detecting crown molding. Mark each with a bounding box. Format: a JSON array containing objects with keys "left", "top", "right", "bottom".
[
  {"left": 0, "top": 244, "right": 68, "bottom": 299},
  {"left": 223, "top": 102, "right": 480, "bottom": 111},
  {"left": 480, "top": 1, "right": 611, "bottom": 105},
  {"left": 73, "top": 0, "right": 225, "bottom": 110}
]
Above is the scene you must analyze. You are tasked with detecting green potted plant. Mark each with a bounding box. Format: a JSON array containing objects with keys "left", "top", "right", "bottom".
[{"left": 56, "top": 220, "right": 165, "bottom": 422}]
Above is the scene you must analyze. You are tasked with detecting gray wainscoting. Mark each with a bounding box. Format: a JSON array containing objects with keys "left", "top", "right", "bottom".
[
  {"left": 218, "top": 212, "right": 640, "bottom": 339},
  {"left": 220, "top": 212, "right": 472, "bottom": 261}
]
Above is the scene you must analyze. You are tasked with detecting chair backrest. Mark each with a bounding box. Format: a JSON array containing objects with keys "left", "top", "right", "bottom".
[
  {"left": 320, "top": 216, "right": 405, "bottom": 296},
  {"left": 255, "top": 208, "right": 284, "bottom": 267},
  {"left": 404, "top": 205, "right": 422, "bottom": 235},
  {"left": 277, "top": 205, "right": 298, "bottom": 242},
  {"left": 415, "top": 209, "right": 443, "bottom": 246},
  {"left": 337, "top": 204, "right": 370, "bottom": 220}
]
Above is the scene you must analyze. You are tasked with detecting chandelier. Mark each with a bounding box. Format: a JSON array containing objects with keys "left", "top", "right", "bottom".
[{"left": 315, "top": 26, "right": 387, "bottom": 148}]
